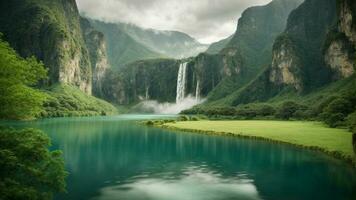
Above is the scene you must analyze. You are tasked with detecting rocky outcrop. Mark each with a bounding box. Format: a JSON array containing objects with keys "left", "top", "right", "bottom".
[
  {"left": 324, "top": 37, "right": 354, "bottom": 79},
  {"left": 269, "top": 36, "right": 302, "bottom": 90},
  {"left": 0, "top": 0, "right": 92, "bottom": 94},
  {"left": 103, "top": 59, "right": 180, "bottom": 104},
  {"left": 266, "top": 0, "right": 337, "bottom": 91},
  {"left": 81, "top": 18, "right": 110, "bottom": 97},
  {"left": 338, "top": 0, "right": 356, "bottom": 45},
  {"left": 324, "top": 0, "right": 356, "bottom": 79}
]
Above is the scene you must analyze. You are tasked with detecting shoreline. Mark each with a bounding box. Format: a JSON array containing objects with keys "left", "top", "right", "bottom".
[{"left": 157, "top": 122, "right": 356, "bottom": 168}]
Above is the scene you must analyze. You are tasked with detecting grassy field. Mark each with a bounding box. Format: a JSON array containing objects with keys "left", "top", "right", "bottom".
[{"left": 163, "top": 120, "right": 354, "bottom": 160}]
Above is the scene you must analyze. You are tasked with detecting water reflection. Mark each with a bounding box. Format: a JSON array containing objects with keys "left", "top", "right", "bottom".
[
  {"left": 2, "top": 115, "right": 356, "bottom": 200},
  {"left": 94, "top": 167, "right": 261, "bottom": 200}
]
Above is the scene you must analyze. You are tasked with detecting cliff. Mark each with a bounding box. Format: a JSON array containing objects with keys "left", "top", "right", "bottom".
[
  {"left": 209, "top": 0, "right": 356, "bottom": 107},
  {"left": 0, "top": 0, "right": 92, "bottom": 94},
  {"left": 323, "top": 0, "right": 356, "bottom": 79},
  {"left": 80, "top": 17, "right": 110, "bottom": 97},
  {"left": 268, "top": 0, "right": 337, "bottom": 91},
  {"left": 103, "top": 59, "right": 180, "bottom": 104}
]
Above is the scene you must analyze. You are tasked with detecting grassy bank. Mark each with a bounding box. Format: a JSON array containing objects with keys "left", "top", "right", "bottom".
[{"left": 161, "top": 120, "right": 355, "bottom": 165}]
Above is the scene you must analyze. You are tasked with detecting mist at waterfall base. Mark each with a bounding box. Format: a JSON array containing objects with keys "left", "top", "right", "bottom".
[
  {"left": 134, "top": 95, "right": 205, "bottom": 114},
  {"left": 132, "top": 62, "right": 204, "bottom": 114}
]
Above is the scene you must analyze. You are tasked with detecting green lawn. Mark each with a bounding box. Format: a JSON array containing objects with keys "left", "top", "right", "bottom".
[{"left": 164, "top": 120, "right": 354, "bottom": 159}]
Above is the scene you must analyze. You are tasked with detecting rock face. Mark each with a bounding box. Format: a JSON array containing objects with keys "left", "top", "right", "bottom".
[
  {"left": 0, "top": 0, "right": 93, "bottom": 94},
  {"left": 269, "top": 36, "right": 302, "bottom": 90},
  {"left": 81, "top": 18, "right": 110, "bottom": 97},
  {"left": 339, "top": 0, "right": 356, "bottom": 45},
  {"left": 268, "top": 0, "right": 337, "bottom": 91},
  {"left": 189, "top": 0, "right": 303, "bottom": 101},
  {"left": 324, "top": 0, "right": 356, "bottom": 79},
  {"left": 324, "top": 38, "right": 354, "bottom": 79},
  {"left": 103, "top": 59, "right": 180, "bottom": 104}
]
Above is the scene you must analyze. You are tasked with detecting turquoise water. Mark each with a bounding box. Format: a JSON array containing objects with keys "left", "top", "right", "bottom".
[{"left": 3, "top": 115, "right": 356, "bottom": 200}]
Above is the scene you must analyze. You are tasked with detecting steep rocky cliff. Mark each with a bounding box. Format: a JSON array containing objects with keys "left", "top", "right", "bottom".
[
  {"left": 0, "top": 0, "right": 92, "bottom": 94},
  {"left": 207, "top": 0, "right": 356, "bottom": 107},
  {"left": 323, "top": 0, "right": 356, "bottom": 79},
  {"left": 103, "top": 59, "right": 180, "bottom": 104},
  {"left": 193, "top": 0, "right": 303, "bottom": 101},
  {"left": 80, "top": 17, "right": 109, "bottom": 97},
  {"left": 268, "top": 0, "right": 337, "bottom": 91}
]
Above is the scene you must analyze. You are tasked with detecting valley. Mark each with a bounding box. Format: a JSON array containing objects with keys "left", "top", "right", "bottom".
[{"left": 0, "top": 0, "right": 356, "bottom": 199}]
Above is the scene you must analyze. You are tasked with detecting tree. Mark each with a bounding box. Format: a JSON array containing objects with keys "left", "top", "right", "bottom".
[
  {"left": 321, "top": 97, "right": 353, "bottom": 127},
  {"left": 0, "top": 127, "right": 67, "bottom": 200},
  {"left": 0, "top": 34, "right": 47, "bottom": 120},
  {"left": 276, "top": 101, "right": 302, "bottom": 120}
]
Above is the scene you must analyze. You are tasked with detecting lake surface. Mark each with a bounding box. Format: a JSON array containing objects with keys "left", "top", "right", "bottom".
[{"left": 3, "top": 115, "right": 356, "bottom": 200}]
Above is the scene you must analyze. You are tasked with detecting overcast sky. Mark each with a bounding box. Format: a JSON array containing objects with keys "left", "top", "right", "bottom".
[{"left": 77, "top": 0, "right": 272, "bottom": 44}]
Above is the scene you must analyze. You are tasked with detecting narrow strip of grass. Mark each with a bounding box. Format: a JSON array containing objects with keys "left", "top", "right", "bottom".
[{"left": 162, "top": 120, "right": 355, "bottom": 164}]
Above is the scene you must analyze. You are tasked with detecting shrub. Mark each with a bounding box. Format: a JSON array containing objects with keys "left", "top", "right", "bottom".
[
  {"left": 178, "top": 115, "right": 190, "bottom": 121},
  {"left": 321, "top": 97, "right": 353, "bottom": 127},
  {"left": 0, "top": 128, "right": 67, "bottom": 199},
  {"left": 146, "top": 120, "right": 154, "bottom": 126},
  {"left": 191, "top": 116, "right": 200, "bottom": 121},
  {"left": 276, "top": 101, "right": 302, "bottom": 120},
  {"left": 258, "top": 104, "right": 276, "bottom": 116}
]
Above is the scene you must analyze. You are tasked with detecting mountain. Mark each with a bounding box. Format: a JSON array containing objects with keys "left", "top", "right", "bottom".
[
  {"left": 211, "top": 0, "right": 340, "bottom": 107},
  {"left": 102, "top": 0, "right": 303, "bottom": 105},
  {"left": 117, "top": 23, "right": 208, "bottom": 59},
  {"left": 188, "top": 0, "right": 304, "bottom": 102},
  {"left": 0, "top": 0, "right": 94, "bottom": 94},
  {"left": 0, "top": 0, "right": 117, "bottom": 116},
  {"left": 185, "top": 0, "right": 356, "bottom": 130},
  {"left": 205, "top": 35, "right": 233, "bottom": 54},
  {"left": 80, "top": 17, "right": 110, "bottom": 97},
  {"left": 87, "top": 19, "right": 208, "bottom": 68},
  {"left": 87, "top": 19, "right": 164, "bottom": 68}
]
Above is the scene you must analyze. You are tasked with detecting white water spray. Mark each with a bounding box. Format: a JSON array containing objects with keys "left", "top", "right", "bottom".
[{"left": 176, "top": 62, "right": 187, "bottom": 103}]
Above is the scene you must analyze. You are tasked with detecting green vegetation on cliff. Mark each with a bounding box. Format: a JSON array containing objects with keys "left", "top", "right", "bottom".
[
  {"left": 205, "top": 35, "right": 233, "bottom": 55},
  {"left": 42, "top": 84, "right": 117, "bottom": 118}
]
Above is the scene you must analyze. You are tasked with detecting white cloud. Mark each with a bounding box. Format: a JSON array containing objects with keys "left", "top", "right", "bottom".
[{"left": 76, "top": 0, "right": 272, "bottom": 44}]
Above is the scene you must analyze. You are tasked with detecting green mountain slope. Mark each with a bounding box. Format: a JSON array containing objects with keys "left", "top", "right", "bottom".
[
  {"left": 88, "top": 20, "right": 164, "bottom": 68},
  {"left": 198, "top": 0, "right": 304, "bottom": 102},
  {"left": 205, "top": 35, "right": 233, "bottom": 54},
  {"left": 117, "top": 23, "right": 208, "bottom": 59},
  {"left": 185, "top": 0, "right": 356, "bottom": 131}
]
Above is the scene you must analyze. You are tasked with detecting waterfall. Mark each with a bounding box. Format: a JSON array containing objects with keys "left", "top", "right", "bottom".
[
  {"left": 145, "top": 86, "right": 149, "bottom": 100},
  {"left": 195, "top": 80, "right": 200, "bottom": 101},
  {"left": 176, "top": 62, "right": 187, "bottom": 103}
]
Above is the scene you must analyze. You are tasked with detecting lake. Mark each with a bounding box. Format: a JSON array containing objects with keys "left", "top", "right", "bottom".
[{"left": 3, "top": 115, "right": 356, "bottom": 200}]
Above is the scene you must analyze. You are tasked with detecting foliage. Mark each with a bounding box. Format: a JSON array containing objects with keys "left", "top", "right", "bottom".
[
  {"left": 276, "top": 101, "right": 306, "bottom": 120},
  {"left": 178, "top": 115, "right": 190, "bottom": 121},
  {"left": 0, "top": 36, "right": 47, "bottom": 120},
  {"left": 0, "top": 127, "right": 67, "bottom": 200},
  {"left": 205, "top": 35, "right": 232, "bottom": 55},
  {"left": 320, "top": 97, "right": 353, "bottom": 127},
  {"left": 41, "top": 84, "right": 117, "bottom": 118}
]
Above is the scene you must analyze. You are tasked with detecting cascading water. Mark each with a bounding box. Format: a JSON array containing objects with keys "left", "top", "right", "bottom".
[
  {"left": 195, "top": 80, "right": 200, "bottom": 101},
  {"left": 176, "top": 62, "right": 187, "bottom": 103}
]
